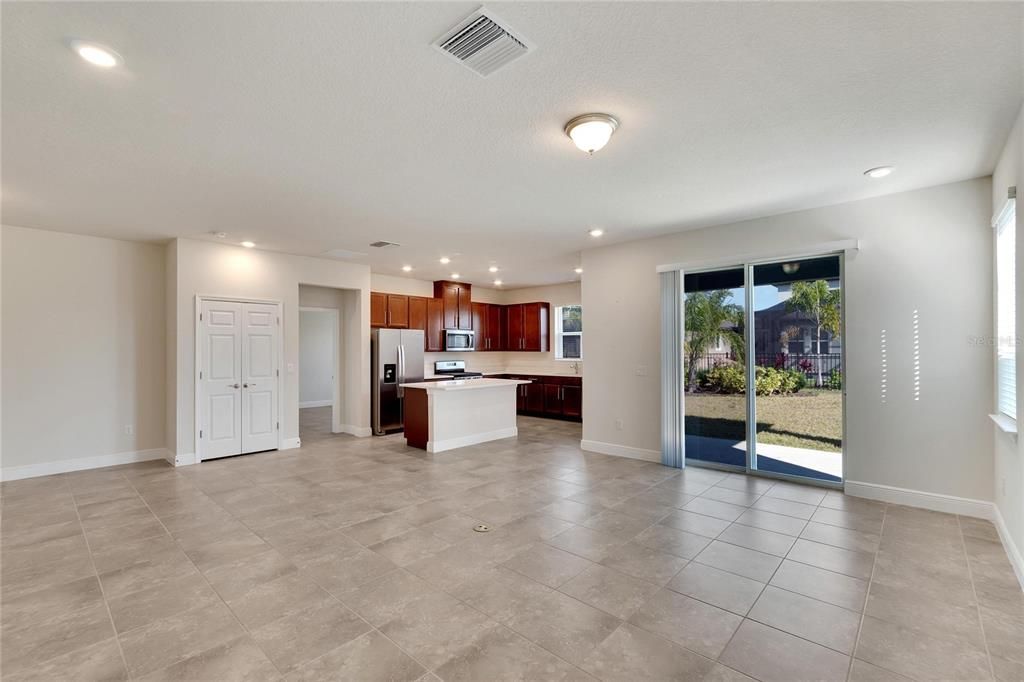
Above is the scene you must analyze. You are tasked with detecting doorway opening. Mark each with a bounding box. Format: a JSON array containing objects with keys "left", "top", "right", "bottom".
[
  {"left": 682, "top": 253, "right": 844, "bottom": 485},
  {"left": 299, "top": 306, "right": 339, "bottom": 445}
]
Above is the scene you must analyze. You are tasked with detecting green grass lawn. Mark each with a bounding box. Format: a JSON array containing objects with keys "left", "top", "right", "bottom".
[{"left": 685, "top": 390, "right": 843, "bottom": 452}]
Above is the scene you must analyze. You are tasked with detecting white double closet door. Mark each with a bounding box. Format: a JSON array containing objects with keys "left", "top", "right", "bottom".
[{"left": 199, "top": 300, "right": 280, "bottom": 460}]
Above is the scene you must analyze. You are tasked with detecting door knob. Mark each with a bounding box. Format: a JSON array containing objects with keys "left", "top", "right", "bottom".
[
  {"left": 244, "top": 383, "right": 255, "bottom": 388},
  {"left": 229, "top": 383, "right": 240, "bottom": 389}
]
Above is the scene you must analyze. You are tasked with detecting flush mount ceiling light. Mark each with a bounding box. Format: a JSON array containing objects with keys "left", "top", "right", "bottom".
[
  {"left": 439, "top": 256, "right": 451, "bottom": 264},
  {"left": 488, "top": 266, "right": 499, "bottom": 273},
  {"left": 574, "top": 267, "right": 584, "bottom": 274},
  {"left": 588, "top": 228, "right": 604, "bottom": 237},
  {"left": 402, "top": 265, "right": 413, "bottom": 272},
  {"left": 864, "top": 166, "right": 894, "bottom": 179},
  {"left": 494, "top": 279, "right": 503, "bottom": 286},
  {"left": 69, "top": 40, "right": 122, "bottom": 68},
  {"left": 240, "top": 241, "right": 255, "bottom": 248},
  {"left": 565, "top": 113, "right": 619, "bottom": 154},
  {"left": 451, "top": 273, "right": 461, "bottom": 279}
]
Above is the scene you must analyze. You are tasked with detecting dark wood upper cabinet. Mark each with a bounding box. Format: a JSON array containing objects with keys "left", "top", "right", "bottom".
[
  {"left": 471, "top": 302, "right": 487, "bottom": 349},
  {"left": 386, "top": 294, "right": 409, "bottom": 328},
  {"left": 370, "top": 292, "right": 387, "bottom": 328},
  {"left": 487, "top": 304, "right": 503, "bottom": 351},
  {"left": 408, "top": 296, "right": 427, "bottom": 334},
  {"left": 433, "top": 280, "right": 473, "bottom": 331},
  {"left": 505, "top": 302, "right": 549, "bottom": 352},
  {"left": 425, "top": 297, "right": 444, "bottom": 352}
]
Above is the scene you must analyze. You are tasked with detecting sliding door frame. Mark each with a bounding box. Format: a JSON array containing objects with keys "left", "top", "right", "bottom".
[{"left": 681, "top": 250, "right": 847, "bottom": 489}]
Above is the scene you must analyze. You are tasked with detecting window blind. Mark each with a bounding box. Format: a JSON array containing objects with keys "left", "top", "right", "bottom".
[{"left": 996, "top": 197, "right": 1016, "bottom": 419}]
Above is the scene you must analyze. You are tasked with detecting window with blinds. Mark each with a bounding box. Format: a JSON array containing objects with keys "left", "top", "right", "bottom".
[{"left": 995, "top": 197, "right": 1016, "bottom": 419}]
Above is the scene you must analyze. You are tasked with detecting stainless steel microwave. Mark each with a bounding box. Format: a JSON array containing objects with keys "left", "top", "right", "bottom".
[{"left": 444, "top": 329, "right": 475, "bottom": 351}]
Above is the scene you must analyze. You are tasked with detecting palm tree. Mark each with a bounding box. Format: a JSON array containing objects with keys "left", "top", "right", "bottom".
[
  {"left": 786, "top": 280, "right": 841, "bottom": 386},
  {"left": 684, "top": 290, "right": 744, "bottom": 392}
]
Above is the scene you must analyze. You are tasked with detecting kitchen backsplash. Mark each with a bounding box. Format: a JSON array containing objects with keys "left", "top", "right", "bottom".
[{"left": 423, "top": 351, "right": 583, "bottom": 377}]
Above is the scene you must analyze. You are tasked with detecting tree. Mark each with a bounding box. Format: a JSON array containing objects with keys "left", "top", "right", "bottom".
[
  {"left": 786, "top": 280, "right": 841, "bottom": 387},
  {"left": 684, "top": 290, "right": 744, "bottom": 392}
]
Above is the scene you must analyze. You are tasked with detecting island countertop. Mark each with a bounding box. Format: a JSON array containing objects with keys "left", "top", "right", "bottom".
[{"left": 399, "top": 378, "right": 531, "bottom": 391}]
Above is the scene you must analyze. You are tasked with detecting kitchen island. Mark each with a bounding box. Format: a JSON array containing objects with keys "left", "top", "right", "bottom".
[{"left": 400, "top": 378, "right": 531, "bottom": 453}]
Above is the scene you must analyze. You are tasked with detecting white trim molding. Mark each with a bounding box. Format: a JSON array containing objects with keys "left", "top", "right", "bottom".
[
  {"left": 656, "top": 239, "right": 859, "bottom": 273},
  {"left": 280, "top": 437, "right": 301, "bottom": 450},
  {"left": 1, "top": 448, "right": 170, "bottom": 482},
  {"left": 170, "top": 452, "right": 198, "bottom": 467},
  {"left": 426, "top": 427, "right": 517, "bottom": 453},
  {"left": 992, "top": 504, "right": 1024, "bottom": 590},
  {"left": 339, "top": 425, "right": 373, "bottom": 437},
  {"left": 300, "top": 400, "right": 333, "bottom": 409},
  {"left": 845, "top": 480, "right": 993, "bottom": 519},
  {"left": 580, "top": 439, "right": 661, "bottom": 463}
]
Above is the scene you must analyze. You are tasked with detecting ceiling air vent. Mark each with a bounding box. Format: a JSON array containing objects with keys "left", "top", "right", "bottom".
[
  {"left": 369, "top": 240, "right": 401, "bottom": 248},
  {"left": 434, "top": 8, "right": 531, "bottom": 77}
]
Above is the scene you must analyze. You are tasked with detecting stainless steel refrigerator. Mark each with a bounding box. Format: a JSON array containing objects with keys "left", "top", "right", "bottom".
[{"left": 371, "top": 328, "right": 425, "bottom": 435}]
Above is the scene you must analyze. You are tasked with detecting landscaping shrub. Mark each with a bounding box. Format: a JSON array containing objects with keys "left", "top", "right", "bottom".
[
  {"left": 699, "top": 364, "right": 805, "bottom": 395},
  {"left": 825, "top": 368, "right": 842, "bottom": 390}
]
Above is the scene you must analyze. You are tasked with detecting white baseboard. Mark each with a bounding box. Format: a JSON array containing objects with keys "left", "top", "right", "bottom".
[
  {"left": 580, "top": 439, "right": 661, "bottom": 463},
  {"left": 844, "top": 480, "right": 993, "bottom": 519},
  {"left": 992, "top": 504, "right": 1024, "bottom": 591},
  {"left": 300, "top": 400, "right": 333, "bottom": 408},
  {"left": 427, "top": 427, "right": 517, "bottom": 453},
  {"left": 1, "top": 448, "right": 170, "bottom": 482},
  {"left": 339, "top": 424, "right": 372, "bottom": 437},
  {"left": 280, "top": 437, "right": 301, "bottom": 450},
  {"left": 170, "top": 452, "right": 197, "bottom": 467}
]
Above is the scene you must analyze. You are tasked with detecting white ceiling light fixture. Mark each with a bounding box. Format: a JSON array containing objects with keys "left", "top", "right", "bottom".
[
  {"left": 588, "top": 228, "right": 604, "bottom": 237},
  {"left": 864, "top": 166, "right": 894, "bottom": 179},
  {"left": 451, "top": 272, "right": 461, "bottom": 279},
  {"left": 488, "top": 265, "right": 498, "bottom": 273},
  {"left": 240, "top": 241, "right": 255, "bottom": 248},
  {"left": 69, "top": 40, "right": 122, "bottom": 68},
  {"left": 574, "top": 267, "right": 583, "bottom": 274},
  {"left": 565, "top": 113, "right": 619, "bottom": 154},
  {"left": 494, "top": 279, "right": 503, "bottom": 286},
  {"left": 439, "top": 256, "right": 451, "bottom": 264},
  {"left": 402, "top": 265, "right": 413, "bottom": 272}
]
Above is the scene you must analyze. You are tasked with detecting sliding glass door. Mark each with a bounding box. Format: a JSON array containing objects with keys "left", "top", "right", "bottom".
[{"left": 682, "top": 254, "right": 844, "bottom": 485}]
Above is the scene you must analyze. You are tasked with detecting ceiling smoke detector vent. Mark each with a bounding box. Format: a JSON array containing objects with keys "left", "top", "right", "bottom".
[
  {"left": 369, "top": 240, "right": 401, "bottom": 248},
  {"left": 434, "top": 8, "right": 531, "bottom": 77}
]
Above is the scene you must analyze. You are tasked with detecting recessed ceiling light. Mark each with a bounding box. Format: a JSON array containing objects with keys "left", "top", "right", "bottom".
[
  {"left": 864, "top": 166, "right": 894, "bottom": 179},
  {"left": 494, "top": 279, "right": 503, "bottom": 286},
  {"left": 69, "top": 40, "right": 122, "bottom": 68},
  {"left": 402, "top": 265, "right": 413, "bottom": 272},
  {"left": 439, "top": 257, "right": 450, "bottom": 264},
  {"left": 565, "top": 113, "right": 619, "bottom": 154},
  {"left": 488, "top": 266, "right": 499, "bottom": 273},
  {"left": 575, "top": 267, "right": 584, "bottom": 274},
  {"left": 451, "top": 273, "right": 461, "bottom": 279},
  {"left": 588, "top": 228, "right": 604, "bottom": 237},
  {"left": 240, "top": 241, "right": 255, "bottom": 248}
]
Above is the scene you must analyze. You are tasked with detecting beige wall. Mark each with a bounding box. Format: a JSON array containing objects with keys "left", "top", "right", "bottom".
[
  {"left": 171, "top": 238, "right": 371, "bottom": 460},
  {"left": 298, "top": 284, "right": 362, "bottom": 434},
  {"left": 582, "top": 178, "right": 995, "bottom": 503},
  {"left": 992, "top": 104, "right": 1023, "bottom": 569},
  {"left": 2, "top": 226, "right": 166, "bottom": 476}
]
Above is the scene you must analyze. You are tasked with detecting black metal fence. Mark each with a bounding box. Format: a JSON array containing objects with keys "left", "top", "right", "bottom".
[{"left": 687, "top": 352, "right": 842, "bottom": 378}]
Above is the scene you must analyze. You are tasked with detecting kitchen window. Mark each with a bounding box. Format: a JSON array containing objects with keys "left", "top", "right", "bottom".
[
  {"left": 995, "top": 193, "right": 1017, "bottom": 421},
  {"left": 555, "top": 305, "right": 582, "bottom": 360}
]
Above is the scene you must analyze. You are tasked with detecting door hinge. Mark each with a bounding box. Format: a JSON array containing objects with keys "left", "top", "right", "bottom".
[
  {"left": 277, "top": 316, "right": 280, "bottom": 325},
  {"left": 199, "top": 370, "right": 203, "bottom": 380},
  {"left": 276, "top": 369, "right": 280, "bottom": 377},
  {"left": 199, "top": 430, "right": 203, "bottom": 439},
  {"left": 276, "top": 421, "right": 279, "bottom": 430},
  {"left": 199, "top": 312, "right": 203, "bottom": 321}
]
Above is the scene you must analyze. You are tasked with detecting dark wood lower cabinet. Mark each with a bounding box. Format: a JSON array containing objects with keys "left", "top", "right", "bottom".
[{"left": 505, "top": 375, "right": 582, "bottom": 422}]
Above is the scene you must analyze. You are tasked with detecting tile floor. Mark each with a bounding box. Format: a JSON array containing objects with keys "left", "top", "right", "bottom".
[{"left": 1, "top": 410, "right": 1022, "bottom": 681}]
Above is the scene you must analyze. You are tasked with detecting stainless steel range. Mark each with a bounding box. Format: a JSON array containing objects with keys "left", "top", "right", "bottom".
[{"left": 433, "top": 360, "right": 483, "bottom": 380}]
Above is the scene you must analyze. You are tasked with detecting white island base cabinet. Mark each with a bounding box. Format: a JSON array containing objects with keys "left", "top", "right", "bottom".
[{"left": 399, "top": 379, "right": 531, "bottom": 453}]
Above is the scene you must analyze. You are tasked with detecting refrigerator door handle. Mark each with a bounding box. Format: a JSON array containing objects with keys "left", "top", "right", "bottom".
[{"left": 397, "top": 344, "right": 405, "bottom": 398}]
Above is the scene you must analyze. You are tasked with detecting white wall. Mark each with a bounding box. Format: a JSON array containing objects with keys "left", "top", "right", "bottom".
[
  {"left": 1, "top": 226, "right": 166, "bottom": 477},
  {"left": 993, "top": 104, "right": 1023, "bottom": 570},
  {"left": 171, "top": 238, "right": 371, "bottom": 460},
  {"left": 299, "top": 309, "right": 335, "bottom": 406},
  {"left": 582, "top": 178, "right": 995, "bottom": 503}
]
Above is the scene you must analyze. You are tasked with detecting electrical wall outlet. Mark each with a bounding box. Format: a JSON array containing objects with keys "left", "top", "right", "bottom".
[
  {"left": 615, "top": 419, "right": 624, "bottom": 430},
  {"left": 124, "top": 424, "right": 134, "bottom": 436}
]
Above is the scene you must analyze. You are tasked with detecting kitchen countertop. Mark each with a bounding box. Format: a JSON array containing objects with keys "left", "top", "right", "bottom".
[
  {"left": 400, "top": 378, "right": 531, "bottom": 391},
  {"left": 423, "top": 371, "right": 582, "bottom": 379}
]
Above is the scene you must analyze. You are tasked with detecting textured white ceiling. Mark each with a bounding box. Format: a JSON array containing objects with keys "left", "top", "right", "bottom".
[{"left": 3, "top": 2, "right": 1022, "bottom": 288}]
